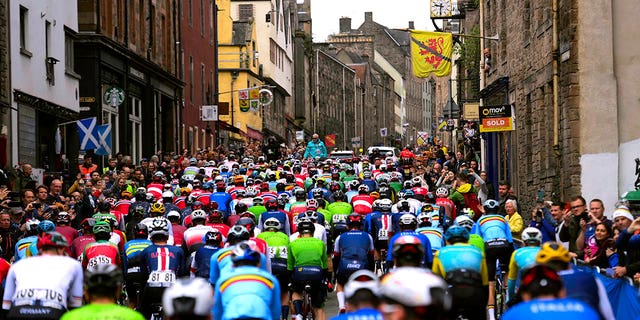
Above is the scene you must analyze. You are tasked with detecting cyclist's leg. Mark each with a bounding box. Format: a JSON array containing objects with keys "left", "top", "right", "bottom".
[
  {"left": 139, "top": 286, "right": 164, "bottom": 319},
  {"left": 335, "top": 272, "right": 350, "bottom": 313},
  {"left": 484, "top": 245, "right": 499, "bottom": 320},
  {"left": 310, "top": 279, "right": 327, "bottom": 320}
]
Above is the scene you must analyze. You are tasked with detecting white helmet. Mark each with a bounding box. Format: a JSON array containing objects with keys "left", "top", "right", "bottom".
[
  {"left": 521, "top": 227, "right": 543, "bottom": 245},
  {"left": 191, "top": 209, "right": 207, "bottom": 221},
  {"left": 454, "top": 215, "right": 474, "bottom": 231},
  {"left": 162, "top": 191, "right": 175, "bottom": 200},
  {"left": 149, "top": 218, "right": 169, "bottom": 238},
  {"left": 344, "top": 269, "right": 380, "bottom": 299},
  {"left": 378, "top": 198, "right": 393, "bottom": 212},
  {"left": 380, "top": 268, "right": 451, "bottom": 310},
  {"left": 435, "top": 187, "right": 449, "bottom": 197},
  {"left": 162, "top": 278, "right": 213, "bottom": 317},
  {"left": 263, "top": 217, "right": 282, "bottom": 231}
]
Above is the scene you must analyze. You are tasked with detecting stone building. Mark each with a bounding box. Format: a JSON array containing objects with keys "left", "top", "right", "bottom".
[
  {"left": 76, "top": 0, "right": 182, "bottom": 163},
  {"left": 0, "top": 0, "right": 9, "bottom": 167},
  {"left": 479, "top": 0, "right": 640, "bottom": 210}
]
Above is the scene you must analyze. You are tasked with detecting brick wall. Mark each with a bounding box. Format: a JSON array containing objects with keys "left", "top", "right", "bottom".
[{"left": 0, "top": 0, "right": 8, "bottom": 107}]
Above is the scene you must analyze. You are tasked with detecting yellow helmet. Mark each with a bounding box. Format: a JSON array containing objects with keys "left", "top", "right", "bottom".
[
  {"left": 150, "top": 202, "right": 166, "bottom": 215},
  {"left": 536, "top": 242, "right": 571, "bottom": 264}
]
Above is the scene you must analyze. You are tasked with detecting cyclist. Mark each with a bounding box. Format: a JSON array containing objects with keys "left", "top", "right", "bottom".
[
  {"left": 182, "top": 209, "right": 215, "bottom": 254},
  {"left": 167, "top": 210, "right": 186, "bottom": 246},
  {"left": 351, "top": 185, "right": 374, "bottom": 215},
  {"left": 365, "top": 198, "right": 395, "bottom": 271},
  {"left": 535, "top": 241, "right": 614, "bottom": 320},
  {"left": 331, "top": 270, "right": 382, "bottom": 320},
  {"left": 291, "top": 211, "right": 327, "bottom": 244},
  {"left": 432, "top": 226, "right": 488, "bottom": 320},
  {"left": 386, "top": 214, "right": 432, "bottom": 269},
  {"left": 206, "top": 210, "right": 230, "bottom": 237},
  {"left": 123, "top": 222, "right": 152, "bottom": 308},
  {"left": 25, "top": 219, "right": 56, "bottom": 258},
  {"left": 415, "top": 210, "right": 445, "bottom": 253},
  {"left": 379, "top": 268, "right": 450, "bottom": 320},
  {"left": 191, "top": 230, "right": 223, "bottom": 279},
  {"left": 326, "top": 191, "right": 353, "bottom": 227},
  {"left": 390, "top": 234, "right": 426, "bottom": 268},
  {"left": 2, "top": 231, "right": 83, "bottom": 319},
  {"left": 473, "top": 199, "right": 514, "bottom": 320},
  {"left": 210, "top": 180, "right": 232, "bottom": 218},
  {"left": 333, "top": 214, "right": 375, "bottom": 314},
  {"left": 14, "top": 218, "right": 40, "bottom": 262},
  {"left": 213, "top": 241, "right": 281, "bottom": 320},
  {"left": 435, "top": 187, "right": 456, "bottom": 221},
  {"left": 502, "top": 264, "right": 599, "bottom": 320},
  {"left": 256, "top": 218, "right": 291, "bottom": 319},
  {"left": 162, "top": 278, "right": 213, "bottom": 320},
  {"left": 209, "top": 226, "right": 267, "bottom": 286},
  {"left": 70, "top": 218, "right": 96, "bottom": 260},
  {"left": 81, "top": 221, "right": 121, "bottom": 270},
  {"left": 140, "top": 202, "right": 175, "bottom": 245},
  {"left": 258, "top": 198, "right": 291, "bottom": 235},
  {"left": 138, "top": 217, "right": 187, "bottom": 319},
  {"left": 507, "top": 227, "right": 543, "bottom": 303},
  {"left": 60, "top": 265, "right": 144, "bottom": 320},
  {"left": 454, "top": 214, "right": 484, "bottom": 252},
  {"left": 288, "top": 220, "right": 329, "bottom": 320}
]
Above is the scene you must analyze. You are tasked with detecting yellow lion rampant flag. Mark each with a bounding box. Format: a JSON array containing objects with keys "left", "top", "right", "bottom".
[{"left": 410, "top": 30, "right": 453, "bottom": 78}]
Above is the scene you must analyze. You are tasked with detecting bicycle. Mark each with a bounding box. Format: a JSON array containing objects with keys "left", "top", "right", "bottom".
[
  {"left": 494, "top": 263, "right": 508, "bottom": 319},
  {"left": 375, "top": 248, "right": 388, "bottom": 276},
  {"left": 301, "top": 283, "right": 315, "bottom": 320},
  {"left": 150, "top": 303, "right": 164, "bottom": 320}
]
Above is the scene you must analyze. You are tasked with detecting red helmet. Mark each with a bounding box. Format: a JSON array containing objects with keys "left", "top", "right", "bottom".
[
  {"left": 265, "top": 198, "right": 278, "bottom": 211},
  {"left": 37, "top": 231, "right": 69, "bottom": 250},
  {"left": 347, "top": 214, "right": 363, "bottom": 227},
  {"left": 215, "top": 181, "right": 226, "bottom": 189}
]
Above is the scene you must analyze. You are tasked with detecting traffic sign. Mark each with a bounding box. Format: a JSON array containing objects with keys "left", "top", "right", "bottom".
[{"left": 201, "top": 105, "right": 218, "bottom": 121}]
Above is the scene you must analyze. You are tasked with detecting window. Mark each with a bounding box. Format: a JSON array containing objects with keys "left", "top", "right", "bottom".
[
  {"left": 201, "top": 64, "right": 205, "bottom": 104},
  {"left": 200, "top": 0, "right": 205, "bottom": 36},
  {"left": 194, "top": 126, "right": 199, "bottom": 151},
  {"left": 64, "top": 28, "right": 75, "bottom": 73},
  {"left": 129, "top": 96, "right": 142, "bottom": 162},
  {"left": 188, "top": 0, "right": 193, "bottom": 26},
  {"left": 189, "top": 55, "right": 194, "bottom": 102},
  {"left": 19, "top": 6, "right": 29, "bottom": 54},
  {"left": 239, "top": 4, "right": 253, "bottom": 21}
]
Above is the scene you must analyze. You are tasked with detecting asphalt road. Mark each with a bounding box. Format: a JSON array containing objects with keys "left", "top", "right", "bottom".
[{"left": 325, "top": 291, "right": 339, "bottom": 318}]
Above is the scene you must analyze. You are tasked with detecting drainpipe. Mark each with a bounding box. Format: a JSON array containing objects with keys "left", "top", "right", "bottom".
[
  {"left": 314, "top": 49, "right": 319, "bottom": 133},
  {"left": 479, "top": 0, "right": 485, "bottom": 171},
  {"left": 552, "top": 0, "right": 563, "bottom": 199}
]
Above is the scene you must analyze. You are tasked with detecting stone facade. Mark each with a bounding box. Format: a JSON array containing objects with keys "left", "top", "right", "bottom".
[{"left": 0, "top": 0, "right": 9, "bottom": 166}]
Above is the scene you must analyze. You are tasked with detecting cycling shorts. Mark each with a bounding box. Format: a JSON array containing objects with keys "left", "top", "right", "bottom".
[
  {"left": 484, "top": 239, "right": 513, "bottom": 279},
  {"left": 445, "top": 269, "right": 487, "bottom": 320},
  {"left": 139, "top": 286, "right": 165, "bottom": 319},
  {"left": 291, "top": 266, "right": 326, "bottom": 308}
]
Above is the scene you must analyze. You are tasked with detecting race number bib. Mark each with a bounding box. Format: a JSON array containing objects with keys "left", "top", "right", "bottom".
[
  {"left": 332, "top": 214, "right": 347, "bottom": 224},
  {"left": 88, "top": 255, "right": 113, "bottom": 269},
  {"left": 377, "top": 229, "right": 389, "bottom": 241},
  {"left": 268, "top": 246, "right": 288, "bottom": 259},
  {"left": 148, "top": 271, "right": 176, "bottom": 286}
]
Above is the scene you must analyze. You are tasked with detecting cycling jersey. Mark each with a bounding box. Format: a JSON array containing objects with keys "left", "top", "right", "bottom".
[
  {"left": 507, "top": 246, "right": 540, "bottom": 299},
  {"left": 182, "top": 225, "right": 216, "bottom": 254},
  {"left": 326, "top": 202, "right": 353, "bottom": 226},
  {"left": 256, "top": 231, "right": 290, "bottom": 276},
  {"left": 191, "top": 244, "right": 222, "bottom": 279},
  {"left": 290, "top": 223, "right": 327, "bottom": 244},
  {"left": 333, "top": 231, "right": 374, "bottom": 278},
  {"left": 248, "top": 205, "right": 267, "bottom": 222},
  {"left": 60, "top": 303, "right": 145, "bottom": 320},
  {"left": 386, "top": 232, "right": 433, "bottom": 267},
  {"left": 350, "top": 195, "right": 374, "bottom": 214},
  {"left": 3, "top": 255, "right": 83, "bottom": 319},
  {"left": 209, "top": 246, "right": 268, "bottom": 286},
  {"left": 258, "top": 210, "right": 291, "bottom": 235},
  {"left": 124, "top": 239, "right": 152, "bottom": 274},
  {"left": 432, "top": 243, "right": 488, "bottom": 285},
  {"left": 416, "top": 227, "right": 445, "bottom": 252},
  {"left": 287, "top": 237, "right": 328, "bottom": 270},
  {"left": 502, "top": 298, "right": 599, "bottom": 320},
  {"left": 140, "top": 217, "right": 175, "bottom": 245},
  {"left": 213, "top": 265, "right": 281, "bottom": 320},
  {"left": 366, "top": 212, "right": 395, "bottom": 247},
  {"left": 210, "top": 191, "right": 233, "bottom": 214},
  {"left": 468, "top": 234, "right": 485, "bottom": 253},
  {"left": 557, "top": 267, "right": 615, "bottom": 320},
  {"left": 69, "top": 235, "right": 95, "bottom": 260},
  {"left": 206, "top": 223, "right": 230, "bottom": 237},
  {"left": 473, "top": 214, "right": 513, "bottom": 243},
  {"left": 139, "top": 244, "right": 187, "bottom": 288},
  {"left": 81, "top": 240, "right": 122, "bottom": 270},
  {"left": 14, "top": 236, "right": 38, "bottom": 262}
]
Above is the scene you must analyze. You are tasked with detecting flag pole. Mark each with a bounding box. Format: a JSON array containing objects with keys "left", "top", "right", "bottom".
[{"left": 400, "top": 28, "right": 500, "bottom": 41}]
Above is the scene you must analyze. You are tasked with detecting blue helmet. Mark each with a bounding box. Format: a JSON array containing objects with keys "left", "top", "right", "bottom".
[
  {"left": 483, "top": 199, "right": 500, "bottom": 213},
  {"left": 445, "top": 226, "right": 469, "bottom": 243},
  {"left": 231, "top": 241, "right": 261, "bottom": 264},
  {"left": 38, "top": 220, "right": 56, "bottom": 233}
]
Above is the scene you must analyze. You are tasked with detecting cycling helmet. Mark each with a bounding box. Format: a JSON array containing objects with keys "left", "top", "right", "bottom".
[
  {"left": 145, "top": 193, "right": 156, "bottom": 202},
  {"left": 227, "top": 225, "right": 251, "bottom": 244},
  {"left": 453, "top": 215, "right": 474, "bottom": 231},
  {"left": 398, "top": 213, "right": 417, "bottom": 229},
  {"left": 37, "top": 231, "right": 69, "bottom": 249},
  {"left": 358, "top": 184, "right": 369, "bottom": 194},
  {"left": 149, "top": 218, "right": 170, "bottom": 238},
  {"left": 231, "top": 241, "right": 261, "bottom": 264},
  {"left": 80, "top": 218, "right": 96, "bottom": 234},
  {"left": 204, "top": 229, "right": 222, "bottom": 245},
  {"left": 191, "top": 209, "right": 207, "bottom": 222},
  {"left": 93, "top": 221, "right": 112, "bottom": 236},
  {"left": 162, "top": 191, "right": 175, "bottom": 201},
  {"left": 235, "top": 203, "right": 248, "bottom": 214},
  {"left": 378, "top": 198, "right": 393, "bottom": 212},
  {"left": 344, "top": 270, "right": 380, "bottom": 299},
  {"left": 349, "top": 180, "right": 360, "bottom": 190},
  {"left": 167, "top": 210, "right": 181, "bottom": 220},
  {"left": 56, "top": 211, "right": 71, "bottom": 224},
  {"left": 536, "top": 241, "right": 571, "bottom": 264},
  {"left": 391, "top": 235, "right": 425, "bottom": 259},
  {"left": 25, "top": 219, "right": 40, "bottom": 233},
  {"left": 483, "top": 199, "right": 500, "bottom": 213},
  {"left": 294, "top": 188, "right": 307, "bottom": 199},
  {"left": 411, "top": 177, "right": 422, "bottom": 187},
  {"left": 150, "top": 202, "right": 166, "bottom": 215},
  {"left": 461, "top": 207, "right": 475, "bottom": 218},
  {"left": 403, "top": 181, "right": 413, "bottom": 190},
  {"left": 403, "top": 190, "right": 416, "bottom": 199},
  {"left": 38, "top": 220, "right": 56, "bottom": 233},
  {"left": 263, "top": 218, "right": 282, "bottom": 232},
  {"left": 362, "top": 171, "right": 372, "bottom": 179},
  {"left": 333, "top": 190, "right": 345, "bottom": 201},
  {"left": 134, "top": 223, "right": 149, "bottom": 238},
  {"left": 265, "top": 198, "right": 278, "bottom": 211},
  {"left": 97, "top": 201, "right": 112, "bottom": 213},
  {"left": 380, "top": 268, "right": 450, "bottom": 312},
  {"left": 421, "top": 205, "right": 435, "bottom": 213},
  {"left": 162, "top": 277, "right": 214, "bottom": 317},
  {"left": 435, "top": 187, "right": 449, "bottom": 197},
  {"left": 297, "top": 220, "right": 315, "bottom": 234},
  {"left": 424, "top": 192, "right": 436, "bottom": 204},
  {"left": 302, "top": 210, "right": 319, "bottom": 223},
  {"left": 305, "top": 199, "right": 319, "bottom": 210},
  {"left": 191, "top": 201, "right": 203, "bottom": 210},
  {"left": 312, "top": 188, "right": 324, "bottom": 199},
  {"left": 252, "top": 197, "right": 264, "bottom": 206},
  {"left": 522, "top": 227, "right": 543, "bottom": 245},
  {"left": 236, "top": 217, "right": 256, "bottom": 233},
  {"left": 397, "top": 200, "right": 411, "bottom": 212},
  {"left": 444, "top": 226, "right": 469, "bottom": 243},
  {"left": 416, "top": 212, "right": 432, "bottom": 227},
  {"left": 346, "top": 214, "right": 364, "bottom": 228},
  {"left": 84, "top": 264, "right": 123, "bottom": 290}
]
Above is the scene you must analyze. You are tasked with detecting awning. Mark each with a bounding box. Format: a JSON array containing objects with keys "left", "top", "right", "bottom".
[
  {"left": 218, "top": 121, "right": 242, "bottom": 134},
  {"left": 246, "top": 127, "right": 263, "bottom": 141}
]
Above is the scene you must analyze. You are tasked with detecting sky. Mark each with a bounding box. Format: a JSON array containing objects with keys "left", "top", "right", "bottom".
[{"left": 310, "top": 0, "right": 435, "bottom": 42}]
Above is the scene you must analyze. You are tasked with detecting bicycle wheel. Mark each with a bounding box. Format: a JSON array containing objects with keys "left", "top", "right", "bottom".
[{"left": 303, "top": 285, "right": 315, "bottom": 320}]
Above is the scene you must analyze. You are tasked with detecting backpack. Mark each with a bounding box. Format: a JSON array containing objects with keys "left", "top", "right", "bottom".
[{"left": 461, "top": 191, "right": 484, "bottom": 221}]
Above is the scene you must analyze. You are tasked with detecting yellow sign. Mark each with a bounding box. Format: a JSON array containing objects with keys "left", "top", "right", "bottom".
[
  {"left": 463, "top": 103, "right": 479, "bottom": 120},
  {"left": 410, "top": 30, "right": 453, "bottom": 78},
  {"left": 249, "top": 89, "right": 260, "bottom": 100}
]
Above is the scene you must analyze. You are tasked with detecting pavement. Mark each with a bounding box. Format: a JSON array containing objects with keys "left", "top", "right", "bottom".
[{"left": 325, "top": 291, "right": 339, "bottom": 318}]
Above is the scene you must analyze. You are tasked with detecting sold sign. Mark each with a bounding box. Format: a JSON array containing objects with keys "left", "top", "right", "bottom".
[{"left": 479, "top": 104, "right": 515, "bottom": 132}]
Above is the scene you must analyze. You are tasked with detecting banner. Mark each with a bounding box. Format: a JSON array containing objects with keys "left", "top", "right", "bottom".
[
  {"left": 410, "top": 30, "right": 453, "bottom": 78},
  {"left": 479, "top": 104, "right": 515, "bottom": 132},
  {"left": 437, "top": 120, "right": 447, "bottom": 131},
  {"left": 416, "top": 131, "right": 429, "bottom": 146},
  {"left": 95, "top": 124, "right": 112, "bottom": 156},
  {"left": 324, "top": 134, "right": 336, "bottom": 148},
  {"left": 77, "top": 117, "right": 99, "bottom": 150},
  {"left": 238, "top": 89, "right": 250, "bottom": 112}
]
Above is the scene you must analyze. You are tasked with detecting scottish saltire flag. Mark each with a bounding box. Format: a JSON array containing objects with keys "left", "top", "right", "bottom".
[
  {"left": 77, "top": 117, "right": 99, "bottom": 150},
  {"left": 95, "top": 124, "right": 112, "bottom": 156}
]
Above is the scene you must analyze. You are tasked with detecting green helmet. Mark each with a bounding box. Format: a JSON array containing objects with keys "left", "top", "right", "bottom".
[{"left": 92, "top": 221, "right": 112, "bottom": 235}]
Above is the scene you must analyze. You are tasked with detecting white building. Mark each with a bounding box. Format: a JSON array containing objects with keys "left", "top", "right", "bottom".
[{"left": 9, "top": 0, "right": 79, "bottom": 168}]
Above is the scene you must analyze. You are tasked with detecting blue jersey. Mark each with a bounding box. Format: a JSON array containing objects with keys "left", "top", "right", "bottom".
[
  {"left": 14, "top": 236, "right": 38, "bottom": 262},
  {"left": 361, "top": 179, "right": 377, "bottom": 192},
  {"left": 366, "top": 212, "right": 395, "bottom": 243},
  {"left": 510, "top": 246, "right": 540, "bottom": 277},
  {"left": 193, "top": 244, "right": 222, "bottom": 279},
  {"left": 213, "top": 266, "right": 281, "bottom": 320},
  {"left": 210, "top": 192, "right": 233, "bottom": 214},
  {"left": 558, "top": 267, "right": 615, "bottom": 320},
  {"left": 333, "top": 231, "right": 374, "bottom": 274},
  {"left": 209, "top": 246, "right": 268, "bottom": 286},
  {"left": 308, "top": 187, "right": 331, "bottom": 202},
  {"left": 330, "top": 308, "right": 382, "bottom": 320},
  {"left": 432, "top": 243, "right": 485, "bottom": 275},
  {"left": 473, "top": 214, "right": 513, "bottom": 242},
  {"left": 416, "top": 227, "right": 445, "bottom": 252},
  {"left": 296, "top": 211, "right": 326, "bottom": 226},
  {"left": 123, "top": 239, "right": 152, "bottom": 272},
  {"left": 502, "top": 298, "right": 599, "bottom": 320},
  {"left": 139, "top": 244, "right": 187, "bottom": 286},
  {"left": 258, "top": 210, "right": 291, "bottom": 235},
  {"left": 386, "top": 232, "right": 433, "bottom": 267}
]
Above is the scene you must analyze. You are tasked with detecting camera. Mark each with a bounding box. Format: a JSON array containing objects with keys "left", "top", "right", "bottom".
[{"left": 32, "top": 203, "right": 41, "bottom": 209}]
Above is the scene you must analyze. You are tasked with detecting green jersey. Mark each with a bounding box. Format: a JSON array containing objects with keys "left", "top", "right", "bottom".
[
  {"left": 318, "top": 208, "right": 333, "bottom": 227},
  {"left": 469, "top": 234, "right": 485, "bottom": 253},
  {"left": 326, "top": 202, "right": 353, "bottom": 226},
  {"left": 248, "top": 205, "right": 266, "bottom": 222},
  {"left": 61, "top": 303, "right": 145, "bottom": 320},
  {"left": 257, "top": 231, "right": 291, "bottom": 263},
  {"left": 287, "top": 237, "right": 327, "bottom": 271},
  {"left": 389, "top": 182, "right": 403, "bottom": 193}
]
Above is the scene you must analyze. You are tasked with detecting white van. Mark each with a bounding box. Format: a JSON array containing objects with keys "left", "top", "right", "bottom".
[{"left": 366, "top": 146, "right": 400, "bottom": 162}]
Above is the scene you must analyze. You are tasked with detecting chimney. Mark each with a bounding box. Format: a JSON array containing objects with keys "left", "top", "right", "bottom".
[
  {"left": 408, "top": 21, "right": 415, "bottom": 29},
  {"left": 339, "top": 17, "right": 351, "bottom": 33},
  {"left": 364, "top": 12, "right": 373, "bottom": 22}
]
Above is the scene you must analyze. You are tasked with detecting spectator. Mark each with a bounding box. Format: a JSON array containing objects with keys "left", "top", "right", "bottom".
[
  {"left": 303, "top": 134, "right": 327, "bottom": 159},
  {"left": 12, "top": 163, "right": 36, "bottom": 192},
  {"left": 559, "top": 195, "right": 589, "bottom": 257},
  {"left": 497, "top": 181, "right": 517, "bottom": 215},
  {"left": 78, "top": 154, "right": 98, "bottom": 180},
  {"left": 505, "top": 199, "right": 523, "bottom": 242},
  {"left": 0, "top": 211, "right": 19, "bottom": 260},
  {"left": 576, "top": 199, "right": 613, "bottom": 255},
  {"left": 46, "top": 179, "right": 65, "bottom": 205},
  {"left": 583, "top": 222, "right": 617, "bottom": 269}
]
